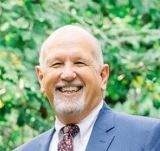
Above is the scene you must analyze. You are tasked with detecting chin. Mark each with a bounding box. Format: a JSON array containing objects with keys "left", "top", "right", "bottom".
[{"left": 53, "top": 96, "right": 85, "bottom": 116}]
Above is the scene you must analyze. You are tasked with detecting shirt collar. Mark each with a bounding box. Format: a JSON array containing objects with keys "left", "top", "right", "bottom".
[{"left": 77, "top": 100, "right": 103, "bottom": 140}]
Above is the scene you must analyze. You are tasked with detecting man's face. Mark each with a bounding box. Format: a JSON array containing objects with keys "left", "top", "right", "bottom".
[{"left": 36, "top": 35, "right": 109, "bottom": 121}]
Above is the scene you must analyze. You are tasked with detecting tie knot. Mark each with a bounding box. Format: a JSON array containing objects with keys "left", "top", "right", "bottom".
[{"left": 62, "top": 124, "right": 79, "bottom": 137}]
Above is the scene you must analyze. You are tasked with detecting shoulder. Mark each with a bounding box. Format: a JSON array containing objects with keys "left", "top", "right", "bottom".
[
  {"left": 102, "top": 103, "right": 160, "bottom": 128},
  {"left": 14, "top": 128, "right": 54, "bottom": 151},
  {"left": 114, "top": 110, "right": 160, "bottom": 130},
  {"left": 99, "top": 105, "right": 160, "bottom": 149},
  {"left": 101, "top": 103, "right": 160, "bottom": 129},
  {"left": 112, "top": 110, "right": 160, "bottom": 150},
  {"left": 114, "top": 110, "right": 159, "bottom": 124},
  {"left": 98, "top": 103, "right": 160, "bottom": 131}
]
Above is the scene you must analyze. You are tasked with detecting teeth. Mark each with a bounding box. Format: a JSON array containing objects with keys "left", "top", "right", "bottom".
[{"left": 60, "top": 86, "right": 80, "bottom": 92}]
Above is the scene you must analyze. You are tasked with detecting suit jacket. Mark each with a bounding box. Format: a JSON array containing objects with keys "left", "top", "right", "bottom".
[{"left": 14, "top": 103, "right": 160, "bottom": 151}]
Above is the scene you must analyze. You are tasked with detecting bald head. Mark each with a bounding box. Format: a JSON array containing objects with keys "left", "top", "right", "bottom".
[{"left": 39, "top": 25, "right": 103, "bottom": 69}]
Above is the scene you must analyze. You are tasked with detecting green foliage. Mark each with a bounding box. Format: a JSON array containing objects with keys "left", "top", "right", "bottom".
[{"left": 0, "top": 0, "right": 160, "bottom": 150}]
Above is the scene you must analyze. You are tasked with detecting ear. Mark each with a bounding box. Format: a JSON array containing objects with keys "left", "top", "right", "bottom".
[
  {"left": 35, "top": 66, "right": 45, "bottom": 93},
  {"left": 100, "top": 64, "right": 109, "bottom": 91}
]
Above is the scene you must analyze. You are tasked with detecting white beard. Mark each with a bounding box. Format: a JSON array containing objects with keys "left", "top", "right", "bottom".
[{"left": 53, "top": 92, "right": 85, "bottom": 115}]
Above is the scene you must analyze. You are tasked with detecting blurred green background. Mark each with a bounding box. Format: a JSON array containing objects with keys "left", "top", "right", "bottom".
[{"left": 0, "top": 0, "right": 160, "bottom": 150}]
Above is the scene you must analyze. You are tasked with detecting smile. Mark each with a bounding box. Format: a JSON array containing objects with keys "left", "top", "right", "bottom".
[{"left": 56, "top": 86, "right": 83, "bottom": 94}]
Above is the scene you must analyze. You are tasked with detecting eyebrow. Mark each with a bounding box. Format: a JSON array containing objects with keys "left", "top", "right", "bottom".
[{"left": 45, "top": 58, "right": 55, "bottom": 66}]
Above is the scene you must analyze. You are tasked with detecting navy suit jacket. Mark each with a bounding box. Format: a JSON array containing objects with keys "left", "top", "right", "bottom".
[{"left": 14, "top": 103, "right": 160, "bottom": 151}]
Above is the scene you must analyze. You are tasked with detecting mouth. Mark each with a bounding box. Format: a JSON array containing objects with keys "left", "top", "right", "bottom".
[{"left": 56, "top": 85, "right": 83, "bottom": 94}]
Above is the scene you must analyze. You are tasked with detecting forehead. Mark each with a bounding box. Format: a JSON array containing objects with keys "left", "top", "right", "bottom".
[
  {"left": 42, "top": 36, "right": 98, "bottom": 60},
  {"left": 44, "top": 43, "right": 96, "bottom": 63}
]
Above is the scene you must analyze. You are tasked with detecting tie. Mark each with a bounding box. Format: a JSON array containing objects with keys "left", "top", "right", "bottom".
[{"left": 58, "top": 124, "right": 80, "bottom": 151}]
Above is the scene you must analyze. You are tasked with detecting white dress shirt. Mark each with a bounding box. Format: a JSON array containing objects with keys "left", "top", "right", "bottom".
[{"left": 49, "top": 101, "right": 103, "bottom": 151}]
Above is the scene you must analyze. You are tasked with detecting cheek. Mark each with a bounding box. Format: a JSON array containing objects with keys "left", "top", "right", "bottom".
[
  {"left": 80, "top": 72, "right": 102, "bottom": 110},
  {"left": 43, "top": 71, "right": 60, "bottom": 95},
  {"left": 77, "top": 68, "right": 101, "bottom": 90}
]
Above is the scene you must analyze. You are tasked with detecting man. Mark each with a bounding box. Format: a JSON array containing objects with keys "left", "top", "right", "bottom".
[{"left": 15, "top": 25, "right": 160, "bottom": 151}]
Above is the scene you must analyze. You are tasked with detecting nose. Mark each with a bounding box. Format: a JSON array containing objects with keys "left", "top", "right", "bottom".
[{"left": 60, "top": 65, "right": 76, "bottom": 81}]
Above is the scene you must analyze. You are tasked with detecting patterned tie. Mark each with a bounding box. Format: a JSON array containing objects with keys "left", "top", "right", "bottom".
[{"left": 58, "top": 124, "right": 80, "bottom": 151}]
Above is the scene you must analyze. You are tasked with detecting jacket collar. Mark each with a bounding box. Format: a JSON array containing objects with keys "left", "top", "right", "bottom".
[
  {"left": 38, "top": 128, "right": 55, "bottom": 151},
  {"left": 86, "top": 103, "right": 115, "bottom": 151}
]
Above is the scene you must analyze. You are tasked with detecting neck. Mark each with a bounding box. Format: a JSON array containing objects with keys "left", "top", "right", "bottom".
[{"left": 56, "top": 112, "right": 86, "bottom": 124}]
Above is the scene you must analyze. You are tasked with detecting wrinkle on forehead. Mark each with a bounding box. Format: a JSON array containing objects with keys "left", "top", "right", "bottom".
[{"left": 39, "top": 25, "right": 103, "bottom": 68}]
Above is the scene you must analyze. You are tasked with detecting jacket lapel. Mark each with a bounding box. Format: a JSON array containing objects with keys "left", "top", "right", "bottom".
[
  {"left": 38, "top": 128, "right": 55, "bottom": 151},
  {"left": 86, "top": 103, "right": 115, "bottom": 151}
]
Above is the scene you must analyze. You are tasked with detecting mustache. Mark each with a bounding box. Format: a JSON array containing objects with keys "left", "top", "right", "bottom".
[{"left": 55, "top": 81, "right": 84, "bottom": 87}]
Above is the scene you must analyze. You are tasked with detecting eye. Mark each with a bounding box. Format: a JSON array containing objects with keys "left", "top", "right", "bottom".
[
  {"left": 50, "top": 62, "right": 63, "bottom": 68},
  {"left": 75, "top": 61, "right": 85, "bottom": 66}
]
